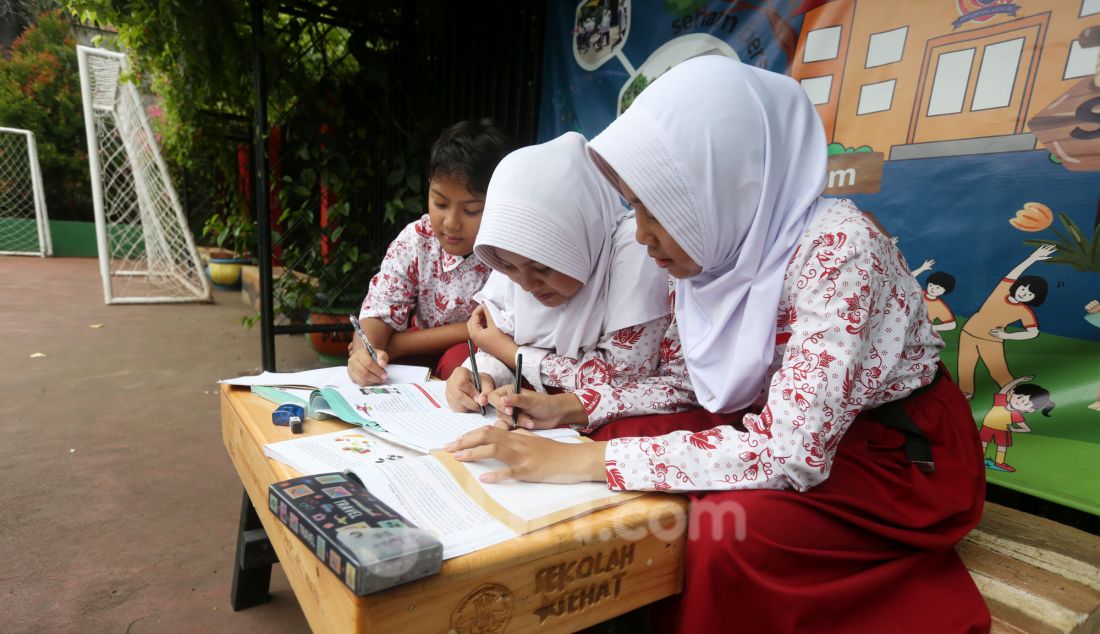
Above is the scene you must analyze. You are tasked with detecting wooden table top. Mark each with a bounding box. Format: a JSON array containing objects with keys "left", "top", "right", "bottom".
[{"left": 221, "top": 384, "right": 688, "bottom": 633}]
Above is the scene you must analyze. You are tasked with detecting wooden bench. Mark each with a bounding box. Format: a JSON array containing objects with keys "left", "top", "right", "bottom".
[{"left": 959, "top": 502, "right": 1100, "bottom": 633}]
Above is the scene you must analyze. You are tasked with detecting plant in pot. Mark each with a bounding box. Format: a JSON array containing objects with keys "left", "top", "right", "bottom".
[
  {"left": 304, "top": 198, "right": 377, "bottom": 364},
  {"left": 202, "top": 210, "right": 256, "bottom": 290}
]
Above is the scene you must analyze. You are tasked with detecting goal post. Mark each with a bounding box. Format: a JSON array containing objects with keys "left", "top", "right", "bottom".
[
  {"left": 76, "top": 45, "right": 211, "bottom": 304},
  {"left": 0, "top": 127, "right": 53, "bottom": 257}
]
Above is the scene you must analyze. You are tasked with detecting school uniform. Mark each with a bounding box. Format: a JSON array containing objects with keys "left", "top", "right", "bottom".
[
  {"left": 588, "top": 56, "right": 988, "bottom": 632},
  {"left": 468, "top": 132, "right": 699, "bottom": 431},
  {"left": 360, "top": 213, "right": 491, "bottom": 375}
]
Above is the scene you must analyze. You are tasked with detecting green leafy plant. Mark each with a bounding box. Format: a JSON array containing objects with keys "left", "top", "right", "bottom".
[
  {"left": 1024, "top": 212, "right": 1100, "bottom": 273},
  {"left": 0, "top": 10, "right": 91, "bottom": 219},
  {"left": 201, "top": 210, "right": 255, "bottom": 259}
]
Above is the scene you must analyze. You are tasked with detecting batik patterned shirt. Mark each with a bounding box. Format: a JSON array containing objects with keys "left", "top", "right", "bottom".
[
  {"left": 604, "top": 199, "right": 943, "bottom": 492},
  {"left": 469, "top": 280, "right": 697, "bottom": 430},
  {"left": 360, "top": 214, "right": 491, "bottom": 330}
]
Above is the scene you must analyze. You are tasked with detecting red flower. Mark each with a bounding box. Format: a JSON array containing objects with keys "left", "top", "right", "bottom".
[
  {"left": 611, "top": 326, "right": 644, "bottom": 350},
  {"left": 434, "top": 292, "right": 449, "bottom": 314},
  {"left": 577, "top": 359, "right": 613, "bottom": 387},
  {"left": 659, "top": 337, "right": 681, "bottom": 362}
]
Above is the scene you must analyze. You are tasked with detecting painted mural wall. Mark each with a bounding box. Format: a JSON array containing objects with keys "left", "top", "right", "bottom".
[{"left": 539, "top": 0, "right": 1100, "bottom": 515}]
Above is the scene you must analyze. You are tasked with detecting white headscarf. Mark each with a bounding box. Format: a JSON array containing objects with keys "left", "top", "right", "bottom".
[
  {"left": 588, "top": 55, "right": 827, "bottom": 412},
  {"left": 474, "top": 132, "right": 668, "bottom": 359}
]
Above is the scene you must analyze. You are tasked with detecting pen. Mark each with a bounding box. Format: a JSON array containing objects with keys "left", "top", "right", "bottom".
[
  {"left": 348, "top": 314, "right": 378, "bottom": 364},
  {"left": 466, "top": 339, "right": 485, "bottom": 415},
  {"left": 512, "top": 353, "right": 523, "bottom": 430}
]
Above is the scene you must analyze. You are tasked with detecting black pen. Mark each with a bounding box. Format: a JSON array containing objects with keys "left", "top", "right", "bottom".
[
  {"left": 512, "top": 353, "right": 523, "bottom": 430},
  {"left": 466, "top": 339, "right": 485, "bottom": 415}
]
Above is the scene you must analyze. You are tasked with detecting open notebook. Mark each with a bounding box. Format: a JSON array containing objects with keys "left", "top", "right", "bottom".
[{"left": 264, "top": 430, "right": 639, "bottom": 560}]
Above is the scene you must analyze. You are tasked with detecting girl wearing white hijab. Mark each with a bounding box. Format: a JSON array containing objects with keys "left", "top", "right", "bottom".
[
  {"left": 446, "top": 57, "right": 988, "bottom": 632},
  {"left": 444, "top": 132, "right": 698, "bottom": 432}
]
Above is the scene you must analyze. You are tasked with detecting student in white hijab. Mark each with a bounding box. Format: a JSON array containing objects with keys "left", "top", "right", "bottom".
[
  {"left": 445, "top": 131, "right": 697, "bottom": 431},
  {"left": 446, "top": 56, "right": 988, "bottom": 632}
]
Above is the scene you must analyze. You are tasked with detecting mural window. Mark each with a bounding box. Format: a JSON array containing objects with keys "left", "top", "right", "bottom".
[
  {"left": 803, "top": 26, "right": 841, "bottom": 63},
  {"left": 857, "top": 79, "right": 896, "bottom": 115},
  {"left": 1081, "top": 0, "right": 1100, "bottom": 17},
  {"left": 800, "top": 75, "right": 833, "bottom": 105},
  {"left": 1064, "top": 39, "right": 1100, "bottom": 79},
  {"left": 972, "top": 38, "right": 1024, "bottom": 111},
  {"left": 866, "top": 26, "right": 908, "bottom": 68},
  {"left": 927, "top": 48, "right": 975, "bottom": 116}
]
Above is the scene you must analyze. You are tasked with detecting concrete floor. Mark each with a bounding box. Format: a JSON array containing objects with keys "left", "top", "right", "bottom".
[{"left": 2, "top": 256, "right": 320, "bottom": 633}]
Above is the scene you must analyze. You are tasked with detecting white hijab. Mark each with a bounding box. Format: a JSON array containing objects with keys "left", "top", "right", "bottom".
[
  {"left": 588, "top": 55, "right": 827, "bottom": 412},
  {"left": 474, "top": 132, "right": 668, "bottom": 359}
]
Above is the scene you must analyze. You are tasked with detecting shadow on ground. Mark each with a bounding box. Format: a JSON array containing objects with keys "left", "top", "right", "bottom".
[{"left": 2, "top": 256, "right": 321, "bottom": 633}]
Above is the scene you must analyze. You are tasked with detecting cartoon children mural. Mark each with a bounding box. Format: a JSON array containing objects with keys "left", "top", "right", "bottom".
[
  {"left": 912, "top": 259, "right": 957, "bottom": 332},
  {"left": 957, "top": 244, "right": 1057, "bottom": 399},
  {"left": 980, "top": 375, "right": 1056, "bottom": 473}
]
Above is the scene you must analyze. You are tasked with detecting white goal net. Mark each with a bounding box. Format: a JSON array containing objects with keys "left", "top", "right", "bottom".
[
  {"left": 0, "top": 127, "right": 52, "bottom": 257},
  {"left": 76, "top": 45, "right": 210, "bottom": 304}
]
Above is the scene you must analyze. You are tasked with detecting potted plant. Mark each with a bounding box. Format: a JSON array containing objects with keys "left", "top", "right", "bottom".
[{"left": 202, "top": 210, "right": 256, "bottom": 290}]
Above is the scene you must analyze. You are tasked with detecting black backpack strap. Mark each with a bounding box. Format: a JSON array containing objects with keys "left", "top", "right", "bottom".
[
  {"left": 872, "top": 400, "right": 935, "bottom": 472},
  {"left": 866, "top": 369, "right": 942, "bottom": 472}
]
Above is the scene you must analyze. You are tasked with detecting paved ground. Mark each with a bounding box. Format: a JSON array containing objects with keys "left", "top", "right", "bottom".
[{"left": 2, "top": 256, "right": 320, "bottom": 633}]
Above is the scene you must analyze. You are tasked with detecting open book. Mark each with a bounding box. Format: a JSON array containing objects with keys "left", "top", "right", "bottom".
[
  {"left": 264, "top": 430, "right": 639, "bottom": 560},
  {"left": 220, "top": 364, "right": 432, "bottom": 389},
  {"left": 252, "top": 381, "right": 521, "bottom": 454}
]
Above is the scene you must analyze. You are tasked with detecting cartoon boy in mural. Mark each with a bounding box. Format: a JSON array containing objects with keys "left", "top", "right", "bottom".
[
  {"left": 957, "top": 244, "right": 1057, "bottom": 399},
  {"left": 980, "top": 375, "right": 1056, "bottom": 473},
  {"left": 911, "top": 259, "right": 957, "bottom": 332},
  {"left": 1086, "top": 300, "right": 1100, "bottom": 411}
]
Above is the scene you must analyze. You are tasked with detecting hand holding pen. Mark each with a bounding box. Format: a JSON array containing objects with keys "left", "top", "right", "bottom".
[
  {"left": 347, "top": 314, "right": 389, "bottom": 385},
  {"left": 511, "top": 353, "right": 523, "bottom": 430},
  {"left": 467, "top": 339, "right": 486, "bottom": 415}
]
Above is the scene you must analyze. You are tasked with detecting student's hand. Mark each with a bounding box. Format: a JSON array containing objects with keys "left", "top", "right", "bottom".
[
  {"left": 446, "top": 367, "right": 496, "bottom": 412},
  {"left": 989, "top": 328, "right": 1007, "bottom": 340},
  {"left": 468, "top": 305, "right": 518, "bottom": 362},
  {"left": 445, "top": 425, "right": 607, "bottom": 484},
  {"left": 922, "top": 258, "right": 935, "bottom": 269},
  {"left": 348, "top": 348, "right": 389, "bottom": 385},
  {"left": 487, "top": 385, "right": 589, "bottom": 428},
  {"left": 1085, "top": 300, "right": 1100, "bottom": 314}
]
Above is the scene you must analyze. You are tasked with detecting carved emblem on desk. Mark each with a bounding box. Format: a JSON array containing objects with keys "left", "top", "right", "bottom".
[{"left": 450, "top": 583, "right": 514, "bottom": 634}]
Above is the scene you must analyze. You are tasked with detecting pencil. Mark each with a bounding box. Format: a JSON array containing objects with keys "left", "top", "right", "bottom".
[
  {"left": 466, "top": 339, "right": 485, "bottom": 415},
  {"left": 512, "top": 353, "right": 523, "bottom": 430}
]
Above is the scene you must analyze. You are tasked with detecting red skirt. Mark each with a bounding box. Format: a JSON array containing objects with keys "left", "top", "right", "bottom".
[{"left": 597, "top": 374, "right": 989, "bottom": 632}]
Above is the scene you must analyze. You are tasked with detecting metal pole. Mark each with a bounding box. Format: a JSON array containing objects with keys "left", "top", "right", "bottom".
[
  {"left": 251, "top": 0, "right": 276, "bottom": 371},
  {"left": 76, "top": 46, "right": 115, "bottom": 304}
]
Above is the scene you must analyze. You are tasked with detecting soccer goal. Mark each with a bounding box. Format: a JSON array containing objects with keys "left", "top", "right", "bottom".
[
  {"left": 0, "top": 127, "right": 53, "bottom": 257},
  {"left": 76, "top": 45, "right": 210, "bottom": 304}
]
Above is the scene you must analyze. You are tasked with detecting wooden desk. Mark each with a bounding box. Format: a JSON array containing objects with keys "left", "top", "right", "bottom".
[{"left": 221, "top": 385, "right": 688, "bottom": 633}]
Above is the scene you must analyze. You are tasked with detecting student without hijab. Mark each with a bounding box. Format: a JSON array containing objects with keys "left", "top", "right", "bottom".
[
  {"left": 445, "top": 131, "right": 698, "bottom": 432},
  {"left": 446, "top": 56, "right": 988, "bottom": 632}
]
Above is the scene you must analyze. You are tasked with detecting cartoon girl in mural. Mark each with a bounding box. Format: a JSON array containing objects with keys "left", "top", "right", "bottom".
[
  {"left": 912, "top": 259, "right": 957, "bottom": 332},
  {"left": 980, "top": 375, "right": 1055, "bottom": 473},
  {"left": 1086, "top": 299, "right": 1100, "bottom": 411},
  {"left": 956, "top": 244, "right": 1057, "bottom": 399}
]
